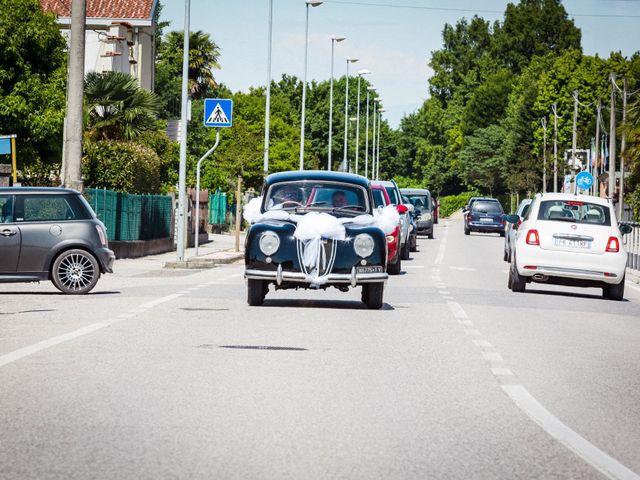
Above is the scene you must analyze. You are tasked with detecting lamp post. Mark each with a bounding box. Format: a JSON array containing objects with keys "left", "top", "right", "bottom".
[
  {"left": 371, "top": 96, "right": 379, "bottom": 179},
  {"left": 377, "top": 108, "right": 385, "bottom": 180},
  {"left": 355, "top": 69, "right": 371, "bottom": 175},
  {"left": 299, "top": 0, "right": 323, "bottom": 170},
  {"left": 328, "top": 34, "right": 345, "bottom": 171},
  {"left": 263, "top": 0, "right": 273, "bottom": 177},
  {"left": 365, "top": 86, "right": 375, "bottom": 178},
  {"left": 342, "top": 57, "right": 358, "bottom": 171}
]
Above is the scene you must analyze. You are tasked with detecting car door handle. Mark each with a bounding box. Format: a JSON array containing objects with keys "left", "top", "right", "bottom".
[{"left": 1, "top": 228, "right": 17, "bottom": 237}]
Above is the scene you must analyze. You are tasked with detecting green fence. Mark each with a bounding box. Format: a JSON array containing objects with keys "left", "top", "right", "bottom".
[
  {"left": 85, "top": 188, "right": 172, "bottom": 241},
  {"left": 209, "top": 189, "right": 227, "bottom": 225}
]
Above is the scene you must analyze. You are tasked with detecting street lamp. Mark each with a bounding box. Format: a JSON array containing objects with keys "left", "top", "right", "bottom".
[
  {"left": 299, "top": 0, "right": 323, "bottom": 170},
  {"left": 328, "top": 34, "right": 345, "bottom": 171},
  {"left": 263, "top": 0, "right": 273, "bottom": 177},
  {"left": 371, "top": 97, "right": 380, "bottom": 179},
  {"left": 342, "top": 57, "right": 358, "bottom": 172},
  {"left": 355, "top": 69, "right": 371, "bottom": 175},
  {"left": 365, "top": 86, "right": 375, "bottom": 178},
  {"left": 377, "top": 108, "right": 385, "bottom": 180}
]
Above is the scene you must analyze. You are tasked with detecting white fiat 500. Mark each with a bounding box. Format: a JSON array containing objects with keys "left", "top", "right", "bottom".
[{"left": 506, "top": 193, "right": 633, "bottom": 300}]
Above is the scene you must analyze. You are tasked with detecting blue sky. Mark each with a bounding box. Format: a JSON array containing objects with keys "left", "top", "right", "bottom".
[{"left": 160, "top": 0, "right": 640, "bottom": 128}]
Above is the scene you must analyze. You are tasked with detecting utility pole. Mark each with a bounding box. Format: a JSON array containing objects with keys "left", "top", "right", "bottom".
[
  {"left": 594, "top": 100, "right": 601, "bottom": 197},
  {"left": 619, "top": 78, "right": 627, "bottom": 218},
  {"left": 608, "top": 73, "right": 617, "bottom": 202},
  {"left": 571, "top": 90, "right": 578, "bottom": 193},
  {"left": 263, "top": 0, "right": 273, "bottom": 177},
  {"left": 542, "top": 117, "right": 548, "bottom": 193},
  {"left": 552, "top": 103, "right": 559, "bottom": 193},
  {"left": 62, "top": 0, "right": 86, "bottom": 192}
]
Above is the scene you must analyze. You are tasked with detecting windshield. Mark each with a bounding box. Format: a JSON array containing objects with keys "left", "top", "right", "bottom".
[
  {"left": 372, "top": 189, "right": 388, "bottom": 208},
  {"left": 472, "top": 201, "right": 503, "bottom": 214},
  {"left": 406, "top": 194, "right": 430, "bottom": 210},
  {"left": 537, "top": 200, "right": 611, "bottom": 226},
  {"left": 384, "top": 187, "right": 400, "bottom": 205},
  {"left": 265, "top": 181, "right": 369, "bottom": 215}
]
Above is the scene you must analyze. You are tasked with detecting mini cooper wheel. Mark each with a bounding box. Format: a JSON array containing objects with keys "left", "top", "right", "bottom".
[
  {"left": 362, "top": 282, "right": 384, "bottom": 309},
  {"left": 51, "top": 249, "right": 100, "bottom": 294},
  {"left": 247, "top": 279, "right": 267, "bottom": 306}
]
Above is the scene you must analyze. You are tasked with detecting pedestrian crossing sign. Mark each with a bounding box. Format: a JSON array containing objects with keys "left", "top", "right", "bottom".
[{"left": 204, "top": 98, "right": 233, "bottom": 128}]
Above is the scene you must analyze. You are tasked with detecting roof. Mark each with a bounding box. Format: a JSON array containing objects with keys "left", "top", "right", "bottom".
[
  {"left": 265, "top": 170, "right": 370, "bottom": 189},
  {"left": 535, "top": 192, "right": 612, "bottom": 206},
  {"left": 0, "top": 187, "right": 80, "bottom": 195},
  {"left": 40, "top": 0, "right": 156, "bottom": 20},
  {"left": 400, "top": 188, "right": 431, "bottom": 195}
]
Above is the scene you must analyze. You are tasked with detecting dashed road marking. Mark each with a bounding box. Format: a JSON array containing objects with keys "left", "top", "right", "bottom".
[
  {"left": 482, "top": 351, "right": 504, "bottom": 362},
  {"left": 473, "top": 339, "right": 493, "bottom": 349},
  {"left": 449, "top": 266, "right": 477, "bottom": 272},
  {"left": 491, "top": 368, "right": 514, "bottom": 376},
  {"left": 464, "top": 329, "right": 481, "bottom": 336},
  {"left": 447, "top": 301, "right": 468, "bottom": 319}
]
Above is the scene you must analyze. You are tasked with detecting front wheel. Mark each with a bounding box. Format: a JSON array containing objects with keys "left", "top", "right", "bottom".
[
  {"left": 362, "top": 282, "right": 384, "bottom": 309},
  {"left": 401, "top": 240, "right": 410, "bottom": 260},
  {"left": 51, "top": 249, "right": 100, "bottom": 294},
  {"left": 388, "top": 255, "right": 401, "bottom": 275},
  {"left": 247, "top": 279, "right": 267, "bottom": 306},
  {"left": 464, "top": 227, "right": 470, "bottom": 236}
]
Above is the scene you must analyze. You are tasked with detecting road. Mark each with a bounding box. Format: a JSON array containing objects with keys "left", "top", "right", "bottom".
[{"left": 1, "top": 220, "right": 640, "bottom": 480}]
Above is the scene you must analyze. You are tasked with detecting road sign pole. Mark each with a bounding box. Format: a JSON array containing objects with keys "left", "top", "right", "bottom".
[{"left": 194, "top": 128, "right": 221, "bottom": 257}]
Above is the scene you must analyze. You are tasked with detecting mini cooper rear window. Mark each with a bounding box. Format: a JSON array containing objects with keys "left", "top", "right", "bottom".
[
  {"left": 266, "top": 182, "right": 369, "bottom": 214},
  {"left": 537, "top": 200, "right": 611, "bottom": 226}
]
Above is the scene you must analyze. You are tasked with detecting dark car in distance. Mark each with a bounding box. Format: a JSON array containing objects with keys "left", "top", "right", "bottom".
[
  {"left": 0, "top": 187, "right": 115, "bottom": 294},
  {"left": 244, "top": 171, "right": 389, "bottom": 309},
  {"left": 401, "top": 188, "right": 434, "bottom": 239},
  {"left": 464, "top": 198, "right": 506, "bottom": 236}
]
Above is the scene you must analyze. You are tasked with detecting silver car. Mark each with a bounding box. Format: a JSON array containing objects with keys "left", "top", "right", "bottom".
[
  {"left": 0, "top": 187, "right": 115, "bottom": 294},
  {"left": 503, "top": 198, "right": 532, "bottom": 263}
]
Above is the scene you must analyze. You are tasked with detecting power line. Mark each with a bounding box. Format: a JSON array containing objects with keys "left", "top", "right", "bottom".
[{"left": 322, "top": 0, "right": 640, "bottom": 18}]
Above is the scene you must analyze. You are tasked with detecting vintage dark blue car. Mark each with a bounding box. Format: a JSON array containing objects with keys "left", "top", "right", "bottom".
[{"left": 244, "top": 171, "right": 389, "bottom": 309}]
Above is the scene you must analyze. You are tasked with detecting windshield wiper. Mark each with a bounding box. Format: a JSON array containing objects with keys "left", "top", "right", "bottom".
[{"left": 332, "top": 205, "right": 365, "bottom": 214}]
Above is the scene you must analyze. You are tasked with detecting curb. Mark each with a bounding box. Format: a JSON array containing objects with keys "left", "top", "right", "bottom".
[
  {"left": 627, "top": 268, "right": 640, "bottom": 285},
  {"left": 163, "top": 251, "right": 244, "bottom": 269}
]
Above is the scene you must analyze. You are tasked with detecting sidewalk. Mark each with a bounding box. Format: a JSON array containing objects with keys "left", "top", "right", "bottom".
[{"left": 160, "top": 232, "right": 245, "bottom": 269}]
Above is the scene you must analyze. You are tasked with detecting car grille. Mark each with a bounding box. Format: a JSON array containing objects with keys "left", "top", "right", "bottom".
[{"left": 296, "top": 238, "right": 338, "bottom": 278}]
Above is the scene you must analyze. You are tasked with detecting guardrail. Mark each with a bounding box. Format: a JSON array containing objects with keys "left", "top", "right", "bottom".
[{"left": 620, "top": 221, "right": 640, "bottom": 271}]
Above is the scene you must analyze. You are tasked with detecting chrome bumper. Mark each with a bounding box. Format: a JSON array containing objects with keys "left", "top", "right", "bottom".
[{"left": 245, "top": 265, "right": 388, "bottom": 287}]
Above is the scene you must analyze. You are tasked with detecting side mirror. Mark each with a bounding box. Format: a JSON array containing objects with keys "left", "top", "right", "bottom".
[
  {"left": 620, "top": 224, "right": 633, "bottom": 235},
  {"left": 504, "top": 214, "right": 520, "bottom": 224},
  {"left": 397, "top": 204, "right": 408, "bottom": 214}
]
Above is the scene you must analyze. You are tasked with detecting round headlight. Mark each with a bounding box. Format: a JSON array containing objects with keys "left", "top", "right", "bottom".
[
  {"left": 423, "top": 212, "right": 432, "bottom": 221},
  {"left": 354, "top": 233, "right": 375, "bottom": 258},
  {"left": 259, "top": 231, "right": 280, "bottom": 256}
]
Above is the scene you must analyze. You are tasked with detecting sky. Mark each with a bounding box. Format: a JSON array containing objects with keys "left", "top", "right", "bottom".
[{"left": 160, "top": 0, "right": 640, "bottom": 128}]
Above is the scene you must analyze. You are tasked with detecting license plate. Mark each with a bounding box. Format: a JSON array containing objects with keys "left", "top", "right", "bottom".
[
  {"left": 356, "top": 265, "right": 384, "bottom": 274},
  {"left": 480, "top": 217, "right": 493, "bottom": 223},
  {"left": 553, "top": 238, "right": 591, "bottom": 249}
]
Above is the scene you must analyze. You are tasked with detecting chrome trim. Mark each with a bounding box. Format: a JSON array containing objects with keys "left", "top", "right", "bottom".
[
  {"left": 245, "top": 268, "right": 387, "bottom": 284},
  {"left": 350, "top": 267, "right": 357, "bottom": 287}
]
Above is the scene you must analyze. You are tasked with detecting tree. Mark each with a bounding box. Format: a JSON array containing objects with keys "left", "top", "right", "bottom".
[
  {"left": 0, "top": 0, "right": 67, "bottom": 178},
  {"left": 85, "top": 71, "right": 161, "bottom": 141},
  {"left": 458, "top": 125, "right": 508, "bottom": 195}
]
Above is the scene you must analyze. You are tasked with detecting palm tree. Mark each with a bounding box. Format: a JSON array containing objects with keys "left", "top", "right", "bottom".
[
  {"left": 157, "top": 30, "right": 221, "bottom": 99},
  {"left": 84, "top": 71, "right": 160, "bottom": 141}
]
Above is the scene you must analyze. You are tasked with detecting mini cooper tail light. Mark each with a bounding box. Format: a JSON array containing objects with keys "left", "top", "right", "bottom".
[
  {"left": 526, "top": 229, "right": 540, "bottom": 246},
  {"left": 96, "top": 225, "right": 108, "bottom": 247},
  {"left": 605, "top": 236, "right": 620, "bottom": 253},
  {"left": 354, "top": 233, "right": 375, "bottom": 258},
  {"left": 259, "top": 231, "right": 280, "bottom": 256}
]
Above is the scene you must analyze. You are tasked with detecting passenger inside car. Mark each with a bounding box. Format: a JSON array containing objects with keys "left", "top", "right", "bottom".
[{"left": 331, "top": 190, "right": 348, "bottom": 208}]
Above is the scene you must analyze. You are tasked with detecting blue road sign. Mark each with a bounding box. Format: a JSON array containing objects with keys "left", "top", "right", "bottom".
[
  {"left": 575, "top": 171, "right": 594, "bottom": 191},
  {"left": 204, "top": 99, "right": 233, "bottom": 128}
]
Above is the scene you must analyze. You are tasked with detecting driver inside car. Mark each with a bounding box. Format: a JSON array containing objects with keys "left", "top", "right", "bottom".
[{"left": 331, "top": 190, "right": 348, "bottom": 208}]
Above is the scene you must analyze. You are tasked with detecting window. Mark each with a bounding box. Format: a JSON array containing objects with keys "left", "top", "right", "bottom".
[
  {"left": 0, "top": 196, "right": 13, "bottom": 223},
  {"left": 372, "top": 189, "right": 387, "bottom": 208},
  {"left": 266, "top": 181, "right": 368, "bottom": 214},
  {"left": 537, "top": 200, "right": 611, "bottom": 226},
  {"left": 384, "top": 187, "right": 400, "bottom": 205},
  {"left": 13, "top": 195, "right": 91, "bottom": 222},
  {"left": 472, "top": 201, "right": 503, "bottom": 214}
]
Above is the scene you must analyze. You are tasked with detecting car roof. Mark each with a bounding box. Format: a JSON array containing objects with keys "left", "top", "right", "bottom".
[
  {"left": 0, "top": 187, "right": 80, "bottom": 195},
  {"left": 264, "top": 170, "right": 370, "bottom": 189},
  {"left": 534, "top": 192, "right": 611, "bottom": 207},
  {"left": 400, "top": 188, "right": 430, "bottom": 195},
  {"left": 371, "top": 180, "right": 397, "bottom": 188}
]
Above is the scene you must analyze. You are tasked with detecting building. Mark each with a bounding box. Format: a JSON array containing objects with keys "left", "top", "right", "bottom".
[{"left": 40, "top": 0, "right": 158, "bottom": 91}]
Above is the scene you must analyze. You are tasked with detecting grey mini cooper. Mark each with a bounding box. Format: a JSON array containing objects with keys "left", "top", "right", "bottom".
[{"left": 0, "top": 187, "right": 115, "bottom": 294}]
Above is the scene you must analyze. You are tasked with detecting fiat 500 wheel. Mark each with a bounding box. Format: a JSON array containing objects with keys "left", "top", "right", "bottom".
[{"left": 51, "top": 249, "right": 100, "bottom": 294}]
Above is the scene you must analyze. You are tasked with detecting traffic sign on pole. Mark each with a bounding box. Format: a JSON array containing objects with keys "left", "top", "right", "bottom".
[
  {"left": 204, "top": 99, "right": 233, "bottom": 128},
  {"left": 575, "top": 171, "right": 594, "bottom": 191}
]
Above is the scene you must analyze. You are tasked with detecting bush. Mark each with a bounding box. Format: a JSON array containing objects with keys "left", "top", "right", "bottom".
[
  {"left": 438, "top": 191, "right": 480, "bottom": 217},
  {"left": 83, "top": 140, "right": 163, "bottom": 194}
]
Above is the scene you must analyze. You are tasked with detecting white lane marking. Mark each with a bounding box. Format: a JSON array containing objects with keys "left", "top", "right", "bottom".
[
  {"left": 491, "top": 368, "right": 514, "bottom": 376},
  {"left": 473, "top": 339, "right": 494, "bottom": 349},
  {"left": 449, "top": 266, "right": 477, "bottom": 272},
  {"left": 198, "top": 284, "right": 209, "bottom": 288},
  {"left": 502, "top": 385, "right": 640, "bottom": 480},
  {"left": 434, "top": 222, "right": 448, "bottom": 265},
  {"left": 447, "top": 301, "right": 468, "bottom": 319},
  {"left": 0, "top": 323, "right": 109, "bottom": 368},
  {"left": 482, "top": 351, "right": 504, "bottom": 362},
  {"left": 443, "top": 295, "right": 454, "bottom": 300},
  {"left": 626, "top": 282, "right": 640, "bottom": 293},
  {"left": 117, "top": 313, "right": 136, "bottom": 319},
  {"left": 459, "top": 320, "right": 473, "bottom": 326},
  {"left": 464, "top": 329, "right": 481, "bottom": 336},
  {"left": 138, "top": 293, "right": 183, "bottom": 309}
]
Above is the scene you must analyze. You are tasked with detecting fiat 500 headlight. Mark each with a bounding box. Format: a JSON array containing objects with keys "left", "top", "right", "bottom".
[
  {"left": 354, "top": 233, "right": 375, "bottom": 258},
  {"left": 259, "top": 231, "right": 280, "bottom": 256}
]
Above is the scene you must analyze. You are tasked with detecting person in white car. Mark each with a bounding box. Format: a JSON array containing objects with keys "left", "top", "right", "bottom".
[{"left": 506, "top": 192, "right": 633, "bottom": 300}]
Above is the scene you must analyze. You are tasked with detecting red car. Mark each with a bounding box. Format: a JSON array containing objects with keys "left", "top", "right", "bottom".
[{"left": 370, "top": 183, "right": 402, "bottom": 275}]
